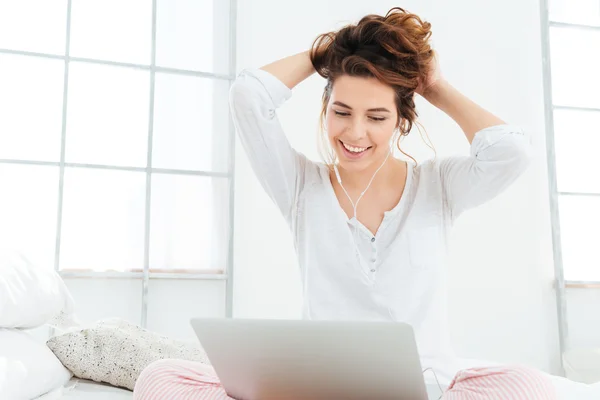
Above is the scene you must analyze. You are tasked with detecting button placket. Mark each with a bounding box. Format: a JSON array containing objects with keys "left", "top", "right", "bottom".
[{"left": 369, "top": 237, "right": 378, "bottom": 273}]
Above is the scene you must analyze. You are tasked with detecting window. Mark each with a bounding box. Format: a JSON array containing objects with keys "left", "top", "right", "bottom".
[
  {"left": 542, "top": 0, "right": 600, "bottom": 370},
  {"left": 543, "top": 0, "right": 600, "bottom": 283},
  {"left": 0, "top": 0, "right": 236, "bottom": 325},
  {"left": 549, "top": 19, "right": 600, "bottom": 282}
]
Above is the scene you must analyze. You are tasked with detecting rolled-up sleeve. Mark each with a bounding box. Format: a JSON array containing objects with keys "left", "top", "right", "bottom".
[
  {"left": 439, "top": 124, "right": 533, "bottom": 219},
  {"left": 229, "top": 68, "right": 306, "bottom": 221}
]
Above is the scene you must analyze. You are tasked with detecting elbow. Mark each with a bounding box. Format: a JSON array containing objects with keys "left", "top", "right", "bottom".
[
  {"left": 476, "top": 126, "right": 534, "bottom": 182},
  {"left": 229, "top": 77, "right": 253, "bottom": 110},
  {"left": 229, "top": 69, "right": 268, "bottom": 108},
  {"left": 229, "top": 71, "right": 274, "bottom": 115},
  {"left": 489, "top": 124, "right": 534, "bottom": 173},
  {"left": 510, "top": 130, "right": 534, "bottom": 173}
]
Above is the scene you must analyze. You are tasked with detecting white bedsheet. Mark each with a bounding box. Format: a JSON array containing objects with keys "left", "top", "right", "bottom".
[
  {"left": 47, "top": 380, "right": 441, "bottom": 400},
  {"left": 34, "top": 372, "right": 599, "bottom": 400},
  {"left": 37, "top": 379, "right": 133, "bottom": 400},
  {"left": 33, "top": 379, "right": 443, "bottom": 400}
]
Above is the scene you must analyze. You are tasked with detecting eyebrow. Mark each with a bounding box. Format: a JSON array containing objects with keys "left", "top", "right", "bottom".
[{"left": 332, "top": 101, "right": 391, "bottom": 113}]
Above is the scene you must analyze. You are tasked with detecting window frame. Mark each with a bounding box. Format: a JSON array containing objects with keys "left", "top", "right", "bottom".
[
  {"left": 540, "top": 0, "right": 600, "bottom": 375},
  {"left": 0, "top": 0, "right": 238, "bottom": 325}
]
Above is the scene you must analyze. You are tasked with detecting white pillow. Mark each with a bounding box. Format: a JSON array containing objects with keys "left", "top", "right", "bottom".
[
  {"left": 0, "top": 329, "right": 72, "bottom": 400},
  {"left": 0, "top": 246, "right": 75, "bottom": 329}
]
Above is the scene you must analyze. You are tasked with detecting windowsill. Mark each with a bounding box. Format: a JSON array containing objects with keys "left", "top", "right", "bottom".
[
  {"left": 59, "top": 268, "right": 227, "bottom": 280},
  {"left": 565, "top": 281, "right": 600, "bottom": 289}
]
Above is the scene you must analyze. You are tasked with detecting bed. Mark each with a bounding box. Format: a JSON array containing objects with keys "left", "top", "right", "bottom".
[
  {"left": 38, "top": 379, "right": 133, "bottom": 400},
  {"left": 36, "top": 376, "right": 599, "bottom": 400},
  {"left": 33, "top": 376, "right": 446, "bottom": 400},
  {"left": 63, "top": 379, "right": 133, "bottom": 399},
  {"left": 50, "top": 379, "right": 444, "bottom": 400}
]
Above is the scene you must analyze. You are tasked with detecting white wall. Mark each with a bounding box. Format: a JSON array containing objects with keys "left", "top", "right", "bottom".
[
  {"left": 232, "top": 0, "right": 562, "bottom": 374},
  {"left": 567, "top": 289, "right": 600, "bottom": 350}
]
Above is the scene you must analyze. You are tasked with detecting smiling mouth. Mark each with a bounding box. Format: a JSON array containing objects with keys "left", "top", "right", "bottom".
[{"left": 340, "top": 140, "right": 372, "bottom": 154}]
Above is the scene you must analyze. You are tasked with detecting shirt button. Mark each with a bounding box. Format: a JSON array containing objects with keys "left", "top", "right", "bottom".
[
  {"left": 371, "top": 237, "right": 376, "bottom": 243},
  {"left": 370, "top": 269, "right": 376, "bottom": 272}
]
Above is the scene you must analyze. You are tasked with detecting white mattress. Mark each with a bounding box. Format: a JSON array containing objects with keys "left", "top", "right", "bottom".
[
  {"left": 54, "top": 380, "right": 443, "bottom": 400},
  {"left": 38, "top": 379, "right": 133, "bottom": 400},
  {"left": 35, "top": 377, "right": 599, "bottom": 400},
  {"left": 35, "top": 373, "right": 597, "bottom": 400}
]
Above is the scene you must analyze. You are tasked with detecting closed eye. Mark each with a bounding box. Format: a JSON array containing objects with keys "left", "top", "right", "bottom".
[
  {"left": 334, "top": 110, "right": 350, "bottom": 117},
  {"left": 334, "top": 111, "right": 385, "bottom": 122}
]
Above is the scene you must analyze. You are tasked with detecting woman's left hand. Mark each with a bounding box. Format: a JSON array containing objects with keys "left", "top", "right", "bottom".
[
  {"left": 415, "top": 49, "right": 506, "bottom": 144},
  {"left": 415, "top": 50, "right": 443, "bottom": 97}
]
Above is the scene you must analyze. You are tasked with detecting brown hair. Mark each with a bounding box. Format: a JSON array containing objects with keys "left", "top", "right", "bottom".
[{"left": 310, "top": 7, "right": 435, "bottom": 164}]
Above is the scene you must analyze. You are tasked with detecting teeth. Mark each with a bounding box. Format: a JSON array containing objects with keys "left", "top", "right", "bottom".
[{"left": 342, "top": 142, "right": 368, "bottom": 153}]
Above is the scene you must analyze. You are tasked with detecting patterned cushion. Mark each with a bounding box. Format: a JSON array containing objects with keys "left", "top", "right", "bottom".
[{"left": 46, "top": 318, "right": 209, "bottom": 391}]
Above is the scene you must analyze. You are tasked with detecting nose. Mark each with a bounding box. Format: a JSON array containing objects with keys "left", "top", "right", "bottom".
[{"left": 346, "top": 119, "right": 367, "bottom": 140}]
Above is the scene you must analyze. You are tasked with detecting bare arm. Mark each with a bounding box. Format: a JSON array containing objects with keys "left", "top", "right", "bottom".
[
  {"left": 260, "top": 50, "right": 316, "bottom": 90},
  {"left": 417, "top": 53, "right": 505, "bottom": 144},
  {"left": 423, "top": 80, "right": 505, "bottom": 144},
  {"left": 416, "top": 53, "right": 530, "bottom": 218}
]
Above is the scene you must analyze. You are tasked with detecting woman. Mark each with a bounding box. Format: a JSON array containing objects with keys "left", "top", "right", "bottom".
[{"left": 134, "top": 8, "right": 599, "bottom": 399}]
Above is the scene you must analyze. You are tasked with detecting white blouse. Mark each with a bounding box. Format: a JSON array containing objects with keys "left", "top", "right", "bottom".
[{"left": 229, "top": 67, "right": 532, "bottom": 383}]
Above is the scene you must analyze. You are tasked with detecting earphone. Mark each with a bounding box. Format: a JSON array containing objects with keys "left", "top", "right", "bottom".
[
  {"left": 333, "top": 141, "right": 393, "bottom": 284},
  {"left": 335, "top": 146, "right": 404, "bottom": 324},
  {"left": 302, "top": 140, "right": 446, "bottom": 395},
  {"left": 422, "top": 368, "right": 445, "bottom": 399},
  {"left": 303, "top": 130, "right": 399, "bottom": 319},
  {"left": 303, "top": 146, "right": 393, "bottom": 320},
  {"left": 301, "top": 133, "right": 446, "bottom": 396}
]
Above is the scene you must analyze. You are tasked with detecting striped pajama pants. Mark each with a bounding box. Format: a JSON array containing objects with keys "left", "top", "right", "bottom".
[{"left": 133, "top": 359, "right": 560, "bottom": 400}]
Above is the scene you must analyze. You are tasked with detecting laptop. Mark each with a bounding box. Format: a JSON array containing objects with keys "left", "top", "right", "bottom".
[{"left": 190, "top": 318, "right": 429, "bottom": 400}]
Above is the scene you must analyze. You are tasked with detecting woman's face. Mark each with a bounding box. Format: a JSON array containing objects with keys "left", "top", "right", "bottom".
[{"left": 325, "top": 75, "right": 398, "bottom": 173}]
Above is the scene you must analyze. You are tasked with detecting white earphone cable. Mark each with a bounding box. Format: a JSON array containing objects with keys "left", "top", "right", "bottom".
[
  {"left": 334, "top": 147, "right": 392, "bottom": 283},
  {"left": 422, "top": 367, "right": 445, "bottom": 399},
  {"left": 304, "top": 131, "right": 399, "bottom": 318}
]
